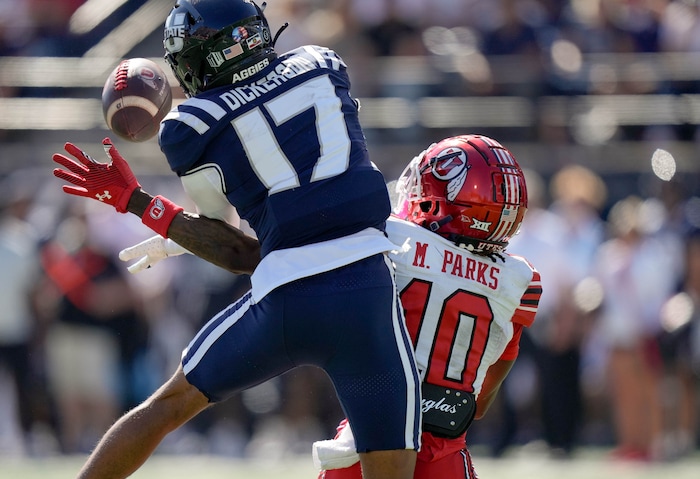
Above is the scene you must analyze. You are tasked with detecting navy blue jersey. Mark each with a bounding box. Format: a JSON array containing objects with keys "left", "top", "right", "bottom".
[{"left": 159, "top": 45, "right": 390, "bottom": 257}]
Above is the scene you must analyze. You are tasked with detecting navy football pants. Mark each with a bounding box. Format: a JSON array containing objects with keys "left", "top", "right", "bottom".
[{"left": 182, "top": 253, "right": 421, "bottom": 452}]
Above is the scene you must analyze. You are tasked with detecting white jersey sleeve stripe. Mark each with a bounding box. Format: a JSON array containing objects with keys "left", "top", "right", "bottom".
[
  {"left": 163, "top": 110, "right": 211, "bottom": 135},
  {"left": 304, "top": 45, "right": 329, "bottom": 69},
  {"left": 185, "top": 98, "right": 227, "bottom": 120}
]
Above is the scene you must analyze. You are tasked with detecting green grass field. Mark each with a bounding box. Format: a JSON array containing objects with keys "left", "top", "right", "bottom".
[{"left": 2, "top": 447, "right": 699, "bottom": 479}]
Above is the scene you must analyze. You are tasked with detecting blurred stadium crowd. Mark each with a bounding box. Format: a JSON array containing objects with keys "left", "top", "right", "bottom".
[{"left": 1, "top": 0, "right": 700, "bottom": 466}]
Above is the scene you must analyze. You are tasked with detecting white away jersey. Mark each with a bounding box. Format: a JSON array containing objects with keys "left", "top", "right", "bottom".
[{"left": 386, "top": 216, "right": 541, "bottom": 398}]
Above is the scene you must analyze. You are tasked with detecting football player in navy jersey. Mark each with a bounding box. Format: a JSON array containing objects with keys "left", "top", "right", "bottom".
[{"left": 51, "top": 1, "right": 420, "bottom": 478}]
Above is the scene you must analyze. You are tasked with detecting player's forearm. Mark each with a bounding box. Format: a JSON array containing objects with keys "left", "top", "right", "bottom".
[
  {"left": 475, "top": 359, "right": 515, "bottom": 419},
  {"left": 127, "top": 188, "right": 261, "bottom": 275}
]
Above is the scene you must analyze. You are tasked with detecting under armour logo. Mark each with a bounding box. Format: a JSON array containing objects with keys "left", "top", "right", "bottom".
[{"left": 95, "top": 190, "right": 112, "bottom": 202}]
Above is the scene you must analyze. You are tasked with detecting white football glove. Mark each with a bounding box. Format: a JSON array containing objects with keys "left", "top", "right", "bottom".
[{"left": 119, "top": 235, "right": 191, "bottom": 274}]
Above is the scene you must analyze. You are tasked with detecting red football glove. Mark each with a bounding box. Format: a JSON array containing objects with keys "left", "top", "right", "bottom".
[{"left": 52, "top": 138, "right": 141, "bottom": 213}]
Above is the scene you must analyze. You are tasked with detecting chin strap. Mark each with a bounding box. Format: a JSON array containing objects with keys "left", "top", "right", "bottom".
[
  {"left": 259, "top": 0, "right": 290, "bottom": 48},
  {"left": 428, "top": 215, "right": 453, "bottom": 232},
  {"left": 272, "top": 22, "right": 289, "bottom": 47}
]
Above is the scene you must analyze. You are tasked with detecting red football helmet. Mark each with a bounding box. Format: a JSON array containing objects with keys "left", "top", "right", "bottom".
[{"left": 395, "top": 134, "right": 528, "bottom": 254}]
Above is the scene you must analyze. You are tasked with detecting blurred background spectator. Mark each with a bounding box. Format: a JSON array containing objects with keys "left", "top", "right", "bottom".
[
  {"left": 34, "top": 204, "right": 149, "bottom": 453},
  {"left": 591, "top": 194, "right": 685, "bottom": 461},
  {"left": 0, "top": 173, "right": 49, "bottom": 456},
  {"left": 654, "top": 228, "right": 700, "bottom": 460},
  {"left": 499, "top": 165, "right": 606, "bottom": 459},
  {"left": 0, "top": 0, "right": 699, "bottom": 464}
]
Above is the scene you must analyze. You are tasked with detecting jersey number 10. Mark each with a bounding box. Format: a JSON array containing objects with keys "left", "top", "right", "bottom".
[{"left": 401, "top": 279, "right": 495, "bottom": 389}]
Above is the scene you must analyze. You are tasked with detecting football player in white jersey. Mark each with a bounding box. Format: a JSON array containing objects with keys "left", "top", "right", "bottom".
[{"left": 314, "top": 135, "right": 542, "bottom": 479}]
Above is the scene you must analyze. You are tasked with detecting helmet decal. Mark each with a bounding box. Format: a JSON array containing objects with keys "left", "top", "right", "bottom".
[
  {"left": 246, "top": 33, "right": 263, "bottom": 50},
  {"left": 232, "top": 26, "right": 249, "bottom": 42},
  {"left": 164, "top": 12, "right": 187, "bottom": 54},
  {"left": 430, "top": 147, "right": 468, "bottom": 181},
  {"left": 445, "top": 167, "right": 468, "bottom": 203},
  {"left": 489, "top": 204, "right": 518, "bottom": 241},
  {"left": 207, "top": 51, "right": 226, "bottom": 68},
  {"left": 470, "top": 218, "right": 492, "bottom": 233},
  {"left": 223, "top": 43, "right": 244, "bottom": 60},
  {"left": 428, "top": 147, "right": 470, "bottom": 203}
]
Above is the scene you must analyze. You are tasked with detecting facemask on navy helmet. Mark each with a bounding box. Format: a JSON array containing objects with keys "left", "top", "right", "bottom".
[{"left": 163, "top": 0, "right": 287, "bottom": 97}]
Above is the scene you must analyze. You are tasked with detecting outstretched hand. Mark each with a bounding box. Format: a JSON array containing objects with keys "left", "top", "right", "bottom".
[
  {"left": 119, "top": 235, "right": 191, "bottom": 274},
  {"left": 52, "top": 138, "right": 140, "bottom": 213}
]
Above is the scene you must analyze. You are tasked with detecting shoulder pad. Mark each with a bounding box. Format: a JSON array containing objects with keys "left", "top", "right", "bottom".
[{"left": 159, "top": 94, "right": 229, "bottom": 174}]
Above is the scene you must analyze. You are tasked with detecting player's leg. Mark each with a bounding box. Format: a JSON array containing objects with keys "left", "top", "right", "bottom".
[
  {"left": 181, "top": 290, "right": 294, "bottom": 401},
  {"left": 78, "top": 290, "right": 292, "bottom": 479},
  {"left": 77, "top": 364, "right": 210, "bottom": 479},
  {"left": 288, "top": 254, "right": 420, "bottom": 479},
  {"left": 346, "top": 256, "right": 419, "bottom": 479},
  {"left": 317, "top": 452, "right": 416, "bottom": 479},
  {"left": 359, "top": 450, "right": 417, "bottom": 479}
]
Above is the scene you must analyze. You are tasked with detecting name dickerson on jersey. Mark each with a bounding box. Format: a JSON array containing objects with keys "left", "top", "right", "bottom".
[{"left": 219, "top": 54, "right": 338, "bottom": 112}]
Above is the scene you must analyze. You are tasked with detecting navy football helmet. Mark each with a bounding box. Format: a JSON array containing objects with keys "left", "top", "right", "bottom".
[
  {"left": 395, "top": 135, "right": 528, "bottom": 254},
  {"left": 163, "top": 0, "right": 281, "bottom": 96}
]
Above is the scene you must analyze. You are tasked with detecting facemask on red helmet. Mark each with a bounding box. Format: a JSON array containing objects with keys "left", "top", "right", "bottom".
[{"left": 394, "top": 135, "right": 528, "bottom": 254}]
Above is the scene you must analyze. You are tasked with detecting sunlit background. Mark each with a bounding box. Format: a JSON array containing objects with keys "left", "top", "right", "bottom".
[{"left": 1, "top": 0, "right": 700, "bottom": 474}]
